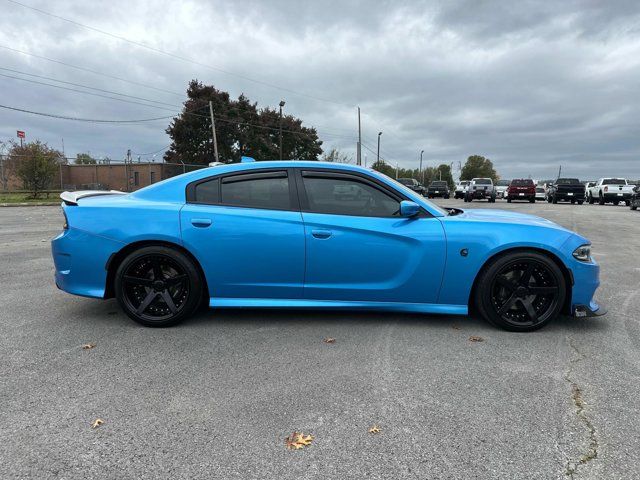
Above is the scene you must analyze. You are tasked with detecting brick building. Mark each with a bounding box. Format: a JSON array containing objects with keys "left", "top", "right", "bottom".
[{"left": 3, "top": 161, "right": 203, "bottom": 192}]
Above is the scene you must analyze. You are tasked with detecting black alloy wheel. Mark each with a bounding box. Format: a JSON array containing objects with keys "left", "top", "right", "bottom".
[
  {"left": 475, "top": 251, "right": 566, "bottom": 332},
  {"left": 115, "top": 246, "right": 202, "bottom": 327}
]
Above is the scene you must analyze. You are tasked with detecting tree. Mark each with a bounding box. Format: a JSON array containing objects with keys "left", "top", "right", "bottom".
[
  {"left": 165, "top": 80, "right": 323, "bottom": 164},
  {"left": 371, "top": 159, "right": 395, "bottom": 178},
  {"left": 0, "top": 140, "right": 18, "bottom": 191},
  {"left": 75, "top": 153, "right": 96, "bottom": 164},
  {"left": 322, "top": 148, "right": 352, "bottom": 163},
  {"left": 11, "top": 141, "right": 62, "bottom": 197},
  {"left": 433, "top": 163, "right": 455, "bottom": 190},
  {"left": 460, "top": 155, "right": 499, "bottom": 182}
]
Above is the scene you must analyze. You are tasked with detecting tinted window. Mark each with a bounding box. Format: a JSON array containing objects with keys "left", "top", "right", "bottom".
[
  {"left": 220, "top": 172, "right": 290, "bottom": 210},
  {"left": 430, "top": 181, "right": 447, "bottom": 186},
  {"left": 557, "top": 178, "right": 579, "bottom": 184},
  {"left": 511, "top": 179, "right": 534, "bottom": 186},
  {"left": 602, "top": 178, "right": 626, "bottom": 185},
  {"left": 397, "top": 178, "right": 416, "bottom": 186},
  {"left": 302, "top": 175, "right": 400, "bottom": 217},
  {"left": 194, "top": 178, "right": 220, "bottom": 204},
  {"left": 474, "top": 179, "right": 492, "bottom": 185},
  {"left": 536, "top": 187, "right": 545, "bottom": 193},
  {"left": 496, "top": 180, "right": 510, "bottom": 186}
]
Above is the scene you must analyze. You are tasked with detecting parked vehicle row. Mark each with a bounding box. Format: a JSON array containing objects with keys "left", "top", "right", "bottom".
[{"left": 452, "top": 176, "right": 639, "bottom": 210}]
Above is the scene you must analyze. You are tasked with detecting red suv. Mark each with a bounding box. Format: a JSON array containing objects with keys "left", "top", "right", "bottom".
[{"left": 506, "top": 179, "right": 536, "bottom": 203}]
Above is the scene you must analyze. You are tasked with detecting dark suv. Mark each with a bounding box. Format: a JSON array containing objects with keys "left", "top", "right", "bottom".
[
  {"left": 506, "top": 179, "right": 536, "bottom": 203},
  {"left": 427, "top": 180, "right": 450, "bottom": 199},
  {"left": 397, "top": 178, "right": 426, "bottom": 196}
]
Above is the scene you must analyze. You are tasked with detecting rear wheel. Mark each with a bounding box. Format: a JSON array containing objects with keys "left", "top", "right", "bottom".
[
  {"left": 552, "top": 195, "right": 558, "bottom": 204},
  {"left": 598, "top": 193, "right": 605, "bottom": 205},
  {"left": 475, "top": 251, "right": 566, "bottom": 332},
  {"left": 588, "top": 193, "right": 594, "bottom": 204},
  {"left": 577, "top": 200, "right": 584, "bottom": 205},
  {"left": 115, "top": 246, "right": 203, "bottom": 327},
  {"left": 613, "top": 200, "right": 619, "bottom": 206}
]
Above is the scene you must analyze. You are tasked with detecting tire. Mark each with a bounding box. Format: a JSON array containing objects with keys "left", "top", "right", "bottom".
[
  {"left": 552, "top": 195, "right": 558, "bottom": 204},
  {"left": 115, "top": 246, "right": 203, "bottom": 327},
  {"left": 625, "top": 200, "right": 630, "bottom": 206},
  {"left": 588, "top": 193, "right": 594, "bottom": 204},
  {"left": 547, "top": 196, "right": 552, "bottom": 203},
  {"left": 577, "top": 200, "right": 584, "bottom": 205},
  {"left": 529, "top": 198, "right": 535, "bottom": 203},
  {"left": 474, "top": 251, "right": 566, "bottom": 332},
  {"left": 598, "top": 193, "right": 605, "bottom": 205},
  {"left": 613, "top": 200, "right": 619, "bottom": 206},
  {"left": 507, "top": 198, "right": 511, "bottom": 203},
  {"left": 632, "top": 203, "right": 638, "bottom": 211},
  {"left": 444, "top": 194, "right": 450, "bottom": 199}
]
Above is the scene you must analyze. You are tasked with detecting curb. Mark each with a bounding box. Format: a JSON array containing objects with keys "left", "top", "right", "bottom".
[{"left": 0, "top": 203, "right": 60, "bottom": 207}]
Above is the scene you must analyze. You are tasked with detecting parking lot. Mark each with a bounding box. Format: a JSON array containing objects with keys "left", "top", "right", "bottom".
[{"left": 1, "top": 200, "right": 639, "bottom": 479}]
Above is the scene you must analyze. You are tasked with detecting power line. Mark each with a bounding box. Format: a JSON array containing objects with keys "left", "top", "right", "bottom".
[
  {"left": 0, "top": 72, "right": 178, "bottom": 111},
  {"left": 0, "top": 67, "right": 180, "bottom": 108},
  {"left": 0, "top": 103, "right": 175, "bottom": 123},
  {"left": 7, "top": 0, "right": 355, "bottom": 108},
  {"left": 0, "top": 44, "right": 185, "bottom": 98}
]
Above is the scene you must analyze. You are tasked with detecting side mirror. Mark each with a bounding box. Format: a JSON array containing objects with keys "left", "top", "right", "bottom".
[{"left": 400, "top": 200, "right": 420, "bottom": 217}]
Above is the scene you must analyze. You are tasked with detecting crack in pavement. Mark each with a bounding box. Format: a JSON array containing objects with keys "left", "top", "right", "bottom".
[{"left": 564, "top": 337, "right": 598, "bottom": 479}]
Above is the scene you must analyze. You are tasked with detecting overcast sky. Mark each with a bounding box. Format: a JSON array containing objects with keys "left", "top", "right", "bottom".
[{"left": 1, "top": 0, "right": 639, "bottom": 179}]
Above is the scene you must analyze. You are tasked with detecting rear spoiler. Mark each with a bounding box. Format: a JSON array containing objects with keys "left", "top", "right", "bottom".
[{"left": 60, "top": 190, "right": 127, "bottom": 206}]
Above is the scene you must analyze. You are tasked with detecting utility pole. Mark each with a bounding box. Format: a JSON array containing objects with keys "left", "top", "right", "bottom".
[
  {"left": 377, "top": 131, "right": 382, "bottom": 163},
  {"left": 419, "top": 150, "right": 424, "bottom": 184},
  {"left": 357, "top": 106, "right": 362, "bottom": 166},
  {"left": 126, "top": 149, "right": 132, "bottom": 192},
  {"left": 209, "top": 101, "right": 219, "bottom": 163},
  {"left": 279, "top": 100, "right": 286, "bottom": 160}
]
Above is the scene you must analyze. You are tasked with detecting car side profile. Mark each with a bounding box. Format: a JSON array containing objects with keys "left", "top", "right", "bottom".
[{"left": 52, "top": 161, "right": 604, "bottom": 332}]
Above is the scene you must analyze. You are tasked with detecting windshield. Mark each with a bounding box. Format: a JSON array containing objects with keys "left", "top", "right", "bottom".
[
  {"left": 458, "top": 181, "right": 469, "bottom": 186},
  {"left": 383, "top": 175, "right": 448, "bottom": 216},
  {"left": 557, "top": 178, "right": 580, "bottom": 184},
  {"left": 496, "top": 180, "right": 510, "bottom": 186},
  {"left": 474, "top": 179, "right": 492, "bottom": 185},
  {"left": 602, "top": 178, "right": 626, "bottom": 185}
]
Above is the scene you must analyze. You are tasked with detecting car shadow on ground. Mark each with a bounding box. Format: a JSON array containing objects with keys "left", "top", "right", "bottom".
[{"left": 76, "top": 298, "right": 607, "bottom": 334}]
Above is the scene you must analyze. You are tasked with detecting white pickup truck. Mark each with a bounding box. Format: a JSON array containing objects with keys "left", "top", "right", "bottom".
[{"left": 587, "top": 178, "right": 635, "bottom": 205}]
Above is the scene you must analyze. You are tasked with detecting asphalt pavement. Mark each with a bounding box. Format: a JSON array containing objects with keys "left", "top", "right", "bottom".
[{"left": 1, "top": 200, "right": 639, "bottom": 479}]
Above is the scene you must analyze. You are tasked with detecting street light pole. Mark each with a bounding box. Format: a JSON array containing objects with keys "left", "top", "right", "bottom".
[
  {"left": 419, "top": 150, "right": 424, "bottom": 184},
  {"left": 279, "top": 100, "right": 286, "bottom": 160},
  {"left": 377, "top": 131, "right": 382, "bottom": 163}
]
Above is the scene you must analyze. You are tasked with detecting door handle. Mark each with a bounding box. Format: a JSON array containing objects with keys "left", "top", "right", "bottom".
[
  {"left": 191, "top": 218, "right": 212, "bottom": 228},
  {"left": 311, "top": 229, "right": 332, "bottom": 239}
]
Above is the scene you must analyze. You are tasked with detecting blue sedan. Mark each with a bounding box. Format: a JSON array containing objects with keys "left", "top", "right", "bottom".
[{"left": 52, "top": 161, "right": 605, "bottom": 331}]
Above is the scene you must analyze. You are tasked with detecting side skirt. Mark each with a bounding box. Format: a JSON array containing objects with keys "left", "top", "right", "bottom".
[{"left": 209, "top": 298, "right": 468, "bottom": 316}]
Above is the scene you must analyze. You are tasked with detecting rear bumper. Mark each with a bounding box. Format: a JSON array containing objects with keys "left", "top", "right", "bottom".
[
  {"left": 555, "top": 193, "right": 584, "bottom": 201},
  {"left": 52, "top": 228, "right": 123, "bottom": 299},
  {"left": 603, "top": 192, "right": 632, "bottom": 201},
  {"left": 507, "top": 194, "right": 535, "bottom": 200}
]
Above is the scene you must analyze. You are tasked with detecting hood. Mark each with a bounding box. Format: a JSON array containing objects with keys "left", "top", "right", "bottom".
[{"left": 454, "top": 208, "right": 569, "bottom": 231}]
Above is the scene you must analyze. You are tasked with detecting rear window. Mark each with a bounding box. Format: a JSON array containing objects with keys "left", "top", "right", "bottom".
[
  {"left": 220, "top": 171, "right": 291, "bottom": 210},
  {"left": 536, "top": 187, "right": 545, "bottom": 193},
  {"left": 430, "top": 181, "right": 447, "bottom": 186},
  {"left": 557, "top": 178, "right": 580, "bottom": 184},
  {"left": 511, "top": 179, "right": 534, "bottom": 186},
  {"left": 397, "top": 178, "right": 416, "bottom": 186},
  {"left": 496, "top": 180, "right": 510, "bottom": 186},
  {"left": 474, "top": 179, "right": 492, "bottom": 185},
  {"left": 602, "top": 178, "right": 626, "bottom": 185}
]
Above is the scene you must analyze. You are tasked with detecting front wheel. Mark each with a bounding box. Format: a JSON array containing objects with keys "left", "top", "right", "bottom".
[
  {"left": 115, "top": 246, "right": 203, "bottom": 327},
  {"left": 474, "top": 251, "right": 566, "bottom": 332},
  {"left": 588, "top": 193, "right": 594, "bottom": 204}
]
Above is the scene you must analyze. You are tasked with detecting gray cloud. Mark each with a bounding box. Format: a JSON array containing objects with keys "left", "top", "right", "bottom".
[{"left": 1, "top": 0, "right": 639, "bottom": 179}]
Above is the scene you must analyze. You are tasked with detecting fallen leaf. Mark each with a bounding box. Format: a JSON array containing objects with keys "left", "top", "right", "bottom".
[
  {"left": 285, "top": 432, "right": 314, "bottom": 450},
  {"left": 469, "top": 336, "right": 485, "bottom": 342},
  {"left": 82, "top": 343, "right": 96, "bottom": 350},
  {"left": 91, "top": 418, "right": 104, "bottom": 429},
  {"left": 452, "top": 325, "right": 461, "bottom": 330},
  {"left": 323, "top": 337, "right": 336, "bottom": 344},
  {"left": 368, "top": 425, "right": 381, "bottom": 434}
]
